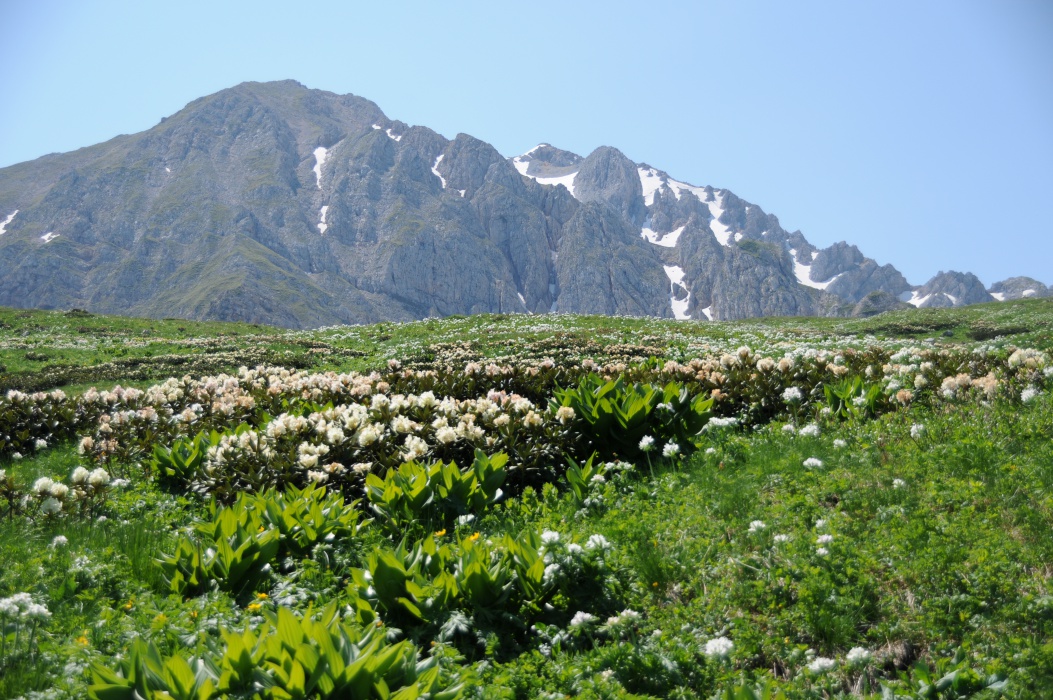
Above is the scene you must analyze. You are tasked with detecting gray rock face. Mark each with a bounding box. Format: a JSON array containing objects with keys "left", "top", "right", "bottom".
[
  {"left": 848, "top": 291, "right": 912, "bottom": 317},
  {"left": 572, "top": 147, "right": 647, "bottom": 226},
  {"left": 0, "top": 80, "right": 1025, "bottom": 328},
  {"left": 809, "top": 242, "right": 912, "bottom": 304},
  {"left": 988, "top": 276, "right": 1050, "bottom": 300},
  {"left": 909, "top": 271, "right": 994, "bottom": 308}
]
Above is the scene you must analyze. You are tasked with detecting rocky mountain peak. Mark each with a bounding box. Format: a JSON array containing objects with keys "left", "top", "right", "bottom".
[{"left": 0, "top": 80, "right": 1044, "bottom": 328}]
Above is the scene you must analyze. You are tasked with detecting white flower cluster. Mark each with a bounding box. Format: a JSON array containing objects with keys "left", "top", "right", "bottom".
[
  {"left": 0, "top": 592, "right": 50, "bottom": 621},
  {"left": 703, "top": 636, "right": 734, "bottom": 660}
]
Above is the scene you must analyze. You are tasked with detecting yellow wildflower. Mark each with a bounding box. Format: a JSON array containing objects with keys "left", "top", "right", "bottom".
[
  {"left": 247, "top": 603, "right": 262, "bottom": 613},
  {"left": 468, "top": 532, "right": 480, "bottom": 542},
  {"left": 434, "top": 529, "right": 446, "bottom": 537}
]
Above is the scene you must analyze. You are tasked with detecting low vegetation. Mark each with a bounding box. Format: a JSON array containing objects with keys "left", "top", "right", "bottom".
[{"left": 1, "top": 301, "right": 1051, "bottom": 698}]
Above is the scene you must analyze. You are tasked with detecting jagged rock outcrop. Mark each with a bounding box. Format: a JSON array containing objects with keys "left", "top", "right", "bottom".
[
  {"left": 905, "top": 271, "right": 994, "bottom": 308},
  {"left": 988, "top": 277, "right": 1050, "bottom": 301},
  {"left": 0, "top": 80, "right": 1042, "bottom": 327}
]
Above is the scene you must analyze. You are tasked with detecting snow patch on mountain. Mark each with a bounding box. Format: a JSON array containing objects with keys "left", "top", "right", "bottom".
[
  {"left": 701, "top": 306, "right": 713, "bottom": 321},
  {"left": 705, "top": 192, "right": 733, "bottom": 246},
  {"left": 638, "top": 167, "right": 665, "bottom": 206},
  {"left": 512, "top": 156, "right": 531, "bottom": 176},
  {"left": 41, "top": 232, "right": 59, "bottom": 243},
  {"left": 1023, "top": 289, "right": 1037, "bottom": 298},
  {"left": 0, "top": 210, "right": 17, "bottom": 236},
  {"left": 532, "top": 172, "right": 577, "bottom": 198},
  {"left": 318, "top": 206, "right": 329, "bottom": 235},
  {"left": 790, "top": 249, "right": 843, "bottom": 290},
  {"left": 513, "top": 147, "right": 579, "bottom": 198},
  {"left": 312, "top": 147, "right": 328, "bottom": 189},
  {"left": 990, "top": 292, "right": 1005, "bottom": 301},
  {"left": 641, "top": 225, "right": 685, "bottom": 248},
  {"left": 385, "top": 128, "right": 402, "bottom": 142},
  {"left": 663, "top": 265, "right": 691, "bottom": 320},
  {"left": 906, "top": 290, "right": 931, "bottom": 307},
  {"left": 431, "top": 154, "right": 446, "bottom": 189}
]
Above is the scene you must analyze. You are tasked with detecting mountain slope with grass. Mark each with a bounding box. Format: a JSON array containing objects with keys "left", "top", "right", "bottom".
[
  {"left": 1, "top": 81, "right": 1045, "bottom": 328},
  {"left": 0, "top": 301, "right": 1051, "bottom": 698}
]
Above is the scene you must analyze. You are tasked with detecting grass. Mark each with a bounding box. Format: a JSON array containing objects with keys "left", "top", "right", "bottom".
[{"left": 0, "top": 300, "right": 1051, "bottom": 697}]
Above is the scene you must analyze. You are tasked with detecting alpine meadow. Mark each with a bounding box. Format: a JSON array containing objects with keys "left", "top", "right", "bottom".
[{"left": 0, "top": 299, "right": 1051, "bottom": 698}]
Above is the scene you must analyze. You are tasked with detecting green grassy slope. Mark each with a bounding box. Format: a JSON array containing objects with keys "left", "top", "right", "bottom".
[{"left": 0, "top": 302, "right": 1051, "bottom": 698}]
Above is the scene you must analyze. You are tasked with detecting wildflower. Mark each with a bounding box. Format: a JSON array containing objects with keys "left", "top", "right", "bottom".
[
  {"left": 467, "top": 532, "right": 481, "bottom": 542},
  {"left": 555, "top": 406, "right": 575, "bottom": 424},
  {"left": 807, "top": 656, "right": 837, "bottom": 674},
  {"left": 436, "top": 426, "right": 458, "bottom": 443},
  {"left": 434, "top": 529, "right": 447, "bottom": 537},
  {"left": 705, "top": 447, "right": 717, "bottom": 455},
  {"left": 569, "top": 611, "right": 597, "bottom": 629},
  {"left": 639, "top": 436, "right": 655, "bottom": 452},
  {"left": 586, "top": 534, "right": 611, "bottom": 551},
  {"left": 255, "top": 592, "right": 269, "bottom": 600},
  {"left": 782, "top": 424, "right": 796, "bottom": 434},
  {"left": 35, "top": 438, "right": 47, "bottom": 451},
  {"left": 22, "top": 603, "right": 51, "bottom": 620},
  {"left": 815, "top": 519, "right": 827, "bottom": 529},
  {"left": 773, "top": 534, "right": 790, "bottom": 543},
  {"left": 799, "top": 423, "right": 820, "bottom": 438},
  {"left": 803, "top": 457, "right": 824, "bottom": 469},
  {"left": 1021, "top": 387, "right": 1039, "bottom": 403},
  {"left": 706, "top": 416, "right": 738, "bottom": 431},
  {"left": 12, "top": 452, "right": 22, "bottom": 460},
  {"left": 40, "top": 497, "right": 62, "bottom": 515},
  {"left": 846, "top": 647, "right": 872, "bottom": 666},
  {"left": 833, "top": 439, "right": 846, "bottom": 448},
  {"left": 71, "top": 467, "right": 90, "bottom": 484},
  {"left": 816, "top": 547, "right": 830, "bottom": 557},
  {"left": 782, "top": 387, "right": 803, "bottom": 404},
  {"left": 307, "top": 470, "right": 328, "bottom": 484},
  {"left": 457, "top": 514, "right": 475, "bottom": 525},
  {"left": 50, "top": 483, "right": 70, "bottom": 499},
  {"left": 892, "top": 478, "right": 906, "bottom": 489},
  {"left": 50, "top": 535, "right": 68, "bottom": 548},
  {"left": 541, "top": 530, "right": 561, "bottom": 544},
  {"left": 247, "top": 603, "right": 262, "bottom": 613},
  {"left": 748, "top": 520, "right": 766, "bottom": 533},
  {"left": 817, "top": 534, "right": 834, "bottom": 544},
  {"left": 662, "top": 442, "right": 680, "bottom": 458},
  {"left": 88, "top": 468, "right": 110, "bottom": 487},
  {"left": 33, "top": 477, "right": 55, "bottom": 495},
  {"left": 704, "top": 636, "right": 734, "bottom": 660},
  {"left": 75, "top": 635, "right": 89, "bottom": 646},
  {"left": 910, "top": 423, "right": 926, "bottom": 440}
]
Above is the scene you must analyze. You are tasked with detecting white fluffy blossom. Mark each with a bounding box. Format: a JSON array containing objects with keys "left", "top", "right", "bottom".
[
  {"left": 846, "top": 647, "right": 872, "bottom": 666},
  {"left": 803, "top": 457, "right": 824, "bottom": 469},
  {"left": 910, "top": 423, "right": 926, "bottom": 439},
  {"left": 704, "top": 636, "right": 734, "bottom": 660},
  {"left": 782, "top": 387, "right": 803, "bottom": 404},
  {"left": 639, "top": 436, "right": 655, "bottom": 452},
  {"left": 662, "top": 442, "right": 680, "bottom": 458},
  {"left": 799, "top": 423, "right": 820, "bottom": 438},
  {"left": 807, "top": 656, "right": 837, "bottom": 674},
  {"left": 569, "top": 611, "right": 597, "bottom": 629},
  {"left": 748, "top": 520, "right": 766, "bottom": 533}
]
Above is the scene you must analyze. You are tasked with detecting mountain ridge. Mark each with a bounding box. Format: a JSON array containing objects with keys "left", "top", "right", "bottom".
[{"left": 0, "top": 80, "right": 1045, "bottom": 328}]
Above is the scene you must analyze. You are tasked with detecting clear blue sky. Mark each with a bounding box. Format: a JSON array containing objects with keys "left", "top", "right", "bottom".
[{"left": 2, "top": 0, "right": 1051, "bottom": 287}]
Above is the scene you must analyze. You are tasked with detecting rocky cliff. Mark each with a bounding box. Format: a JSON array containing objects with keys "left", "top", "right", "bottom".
[{"left": 0, "top": 81, "right": 1043, "bottom": 327}]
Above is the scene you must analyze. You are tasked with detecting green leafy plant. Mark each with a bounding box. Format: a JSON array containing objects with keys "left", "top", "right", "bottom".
[
  {"left": 365, "top": 450, "right": 507, "bottom": 532},
  {"left": 552, "top": 375, "right": 713, "bottom": 461}
]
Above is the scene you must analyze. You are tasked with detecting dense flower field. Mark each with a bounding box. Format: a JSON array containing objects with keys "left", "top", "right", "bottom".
[{"left": 1, "top": 308, "right": 1052, "bottom": 698}]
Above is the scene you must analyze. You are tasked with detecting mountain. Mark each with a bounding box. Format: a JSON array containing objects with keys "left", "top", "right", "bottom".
[{"left": 0, "top": 80, "right": 1042, "bottom": 328}]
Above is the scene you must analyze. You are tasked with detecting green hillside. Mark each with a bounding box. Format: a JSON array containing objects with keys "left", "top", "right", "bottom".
[{"left": 1, "top": 301, "right": 1051, "bottom": 698}]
